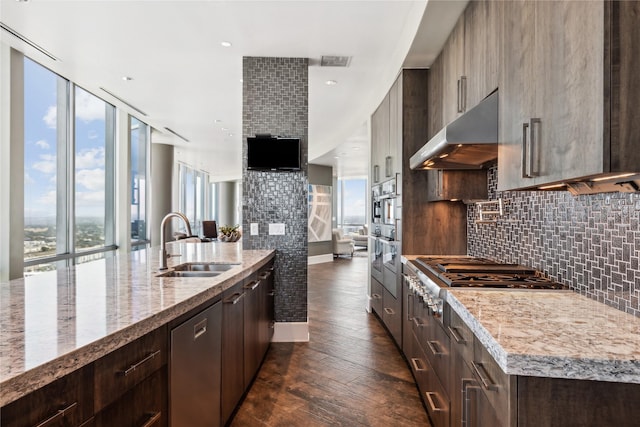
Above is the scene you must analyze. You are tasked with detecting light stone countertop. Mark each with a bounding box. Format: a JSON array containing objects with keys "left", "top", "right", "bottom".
[
  {"left": 447, "top": 289, "right": 640, "bottom": 384},
  {"left": 0, "top": 241, "right": 275, "bottom": 406}
]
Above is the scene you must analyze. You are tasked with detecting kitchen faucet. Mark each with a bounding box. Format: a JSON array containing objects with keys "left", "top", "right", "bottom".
[{"left": 159, "top": 212, "right": 193, "bottom": 270}]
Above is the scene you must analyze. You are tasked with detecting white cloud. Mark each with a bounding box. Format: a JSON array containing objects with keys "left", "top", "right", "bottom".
[
  {"left": 76, "top": 168, "right": 104, "bottom": 191},
  {"left": 24, "top": 172, "right": 35, "bottom": 185},
  {"left": 75, "top": 89, "right": 105, "bottom": 122},
  {"left": 35, "top": 139, "right": 50, "bottom": 150},
  {"left": 76, "top": 147, "right": 105, "bottom": 169},
  {"left": 87, "top": 130, "right": 98, "bottom": 140},
  {"left": 38, "top": 190, "right": 57, "bottom": 207},
  {"left": 43, "top": 105, "right": 57, "bottom": 128},
  {"left": 31, "top": 160, "right": 56, "bottom": 173}
]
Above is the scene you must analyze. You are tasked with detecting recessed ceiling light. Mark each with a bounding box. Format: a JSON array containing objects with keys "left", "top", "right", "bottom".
[
  {"left": 228, "top": 133, "right": 234, "bottom": 137},
  {"left": 325, "top": 80, "right": 338, "bottom": 86},
  {"left": 221, "top": 127, "right": 228, "bottom": 131},
  {"left": 221, "top": 41, "right": 232, "bottom": 47},
  {"left": 122, "top": 76, "right": 133, "bottom": 81},
  {"left": 214, "top": 119, "right": 222, "bottom": 123},
  {"left": 239, "top": 79, "right": 244, "bottom": 83}
]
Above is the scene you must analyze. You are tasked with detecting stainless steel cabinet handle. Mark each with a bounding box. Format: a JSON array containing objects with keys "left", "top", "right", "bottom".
[
  {"left": 413, "top": 316, "right": 425, "bottom": 328},
  {"left": 373, "top": 165, "right": 380, "bottom": 183},
  {"left": 426, "top": 340, "right": 444, "bottom": 357},
  {"left": 372, "top": 293, "right": 381, "bottom": 300},
  {"left": 259, "top": 271, "right": 271, "bottom": 280},
  {"left": 140, "top": 412, "right": 162, "bottom": 427},
  {"left": 461, "top": 75, "right": 467, "bottom": 112},
  {"left": 243, "top": 279, "right": 261, "bottom": 291},
  {"left": 447, "top": 325, "right": 466, "bottom": 344},
  {"left": 407, "top": 293, "right": 414, "bottom": 321},
  {"left": 268, "top": 291, "right": 275, "bottom": 297},
  {"left": 121, "top": 350, "right": 161, "bottom": 376},
  {"left": 462, "top": 378, "right": 480, "bottom": 427},
  {"left": 471, "top": 361, "right": 499, "bottom": 391},
  {"left": 529, "top": 118, "right": 541, "bottom": 177},
  {"left": 34, "top": 402, "right": 78, "bottom": 427},
  {"left": 383, "top": 307, "right": 395, "bottom": 315},
  {"left": 457, "top": 78, "right": 463, "bottom": 113},
  {"left": 522, "top": 122, "right": 530, "bottom": 178},
  {"left": 425, "top": 391, "right": 445, "bottom": 412},
  {"left": 385, "top": 156, "right": 392, "bottom": 178},
  {"left": 437, "top": 169, "right": 443, "bottom": 198},
  {"left": 193, "top": 318, "right": 207, "bottom": 340},
  {"left": 223, "top": 291, "right": 245, "bottom": 305},
  {"left": 410, "top": 357, "right": 427, "bottom": 372}
]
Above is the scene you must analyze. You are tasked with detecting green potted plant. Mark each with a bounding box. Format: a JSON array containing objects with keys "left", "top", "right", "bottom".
[{"left": 218, "top": 224, "right": 241, "bottom": 242}]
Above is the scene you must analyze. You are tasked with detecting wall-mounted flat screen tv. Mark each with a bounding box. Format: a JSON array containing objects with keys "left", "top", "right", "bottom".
[{"left": 247, "top": 136, "right": 301, "bottom": 171}]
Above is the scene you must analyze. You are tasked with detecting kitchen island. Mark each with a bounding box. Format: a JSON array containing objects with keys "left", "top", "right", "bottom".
[{"left": 0, "top": 241, "right": 275, "bottom": 424}]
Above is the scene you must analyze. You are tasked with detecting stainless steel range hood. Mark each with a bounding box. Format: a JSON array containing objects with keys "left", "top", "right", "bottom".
[{"left": 410, "top": 91, "right": 498, "bottom": 170}]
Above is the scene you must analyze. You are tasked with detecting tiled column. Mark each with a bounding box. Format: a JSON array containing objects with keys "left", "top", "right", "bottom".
[{"left": 242, "top": 57, "right": 309, "bottom": 328}]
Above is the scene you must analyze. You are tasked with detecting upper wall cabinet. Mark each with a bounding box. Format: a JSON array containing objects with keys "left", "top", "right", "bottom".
[
  {"left": 371, "top": 93, "right": 390, "bottom": 183},
  {"left": 439, "top": 0, "right": 500, "bottom": 127},
  {"left": 498, "top": 1, "right": 640, "bottom": 191}
]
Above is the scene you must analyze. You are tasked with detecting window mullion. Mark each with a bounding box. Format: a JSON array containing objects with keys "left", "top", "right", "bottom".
[{"left": 55, "top": 77, "right": 71, "bottom": 261}]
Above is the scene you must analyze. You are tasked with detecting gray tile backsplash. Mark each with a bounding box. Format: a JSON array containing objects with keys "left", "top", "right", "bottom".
[
  {"left": 468, "top": 165, "right": 640, "bottom": 317},
  {"left": 242, "top": 57, "right": 309, "bottom": 323}
]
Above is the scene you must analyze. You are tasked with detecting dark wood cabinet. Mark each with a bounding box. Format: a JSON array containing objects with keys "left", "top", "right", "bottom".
[
  {"left": 243, "top": 272, "right": 261, "bottom": 388},
  {"left": 221, "top": 280, "right": 245, "bottom": 424},
  {"left": 426, "top": 169, "right": 487, "bottom": 202},
  {"left": 257, "top": 262, "right": 275, "bottom": 359},
  {"left": 1, "top": 365, "right": 94, "bottom": 427},
  {"left": 94, "top": 369, "right": 166, "bottom": 427},
  {"left": 94, "top": 326, "right": 167, "bottom": 412},
  {"left": 370, "top": 277, "right": 383, "bottom": 316}
]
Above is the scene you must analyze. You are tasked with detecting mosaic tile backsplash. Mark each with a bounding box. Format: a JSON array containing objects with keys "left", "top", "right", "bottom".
[
  {"left": 242, "top": 57, "right": 309, "bottom": 323},
  {"left": 467, "top": 165, "right": 640, "bottom": 317}
]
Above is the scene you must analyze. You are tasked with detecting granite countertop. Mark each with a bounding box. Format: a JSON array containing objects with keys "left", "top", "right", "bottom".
[
  {"left": 447, "top": 289, "right": 640, "bottom": 384},
  {"left": 0, "top": 242, "right": 275, "bottom": 406},
  {"left": 402, "top": 254, "right": 640, "bottom": 384}
]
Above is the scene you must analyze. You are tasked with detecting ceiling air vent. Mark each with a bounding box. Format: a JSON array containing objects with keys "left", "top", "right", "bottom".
[{"left": 320, "top": 56, "right": 351, "bottom": 67}]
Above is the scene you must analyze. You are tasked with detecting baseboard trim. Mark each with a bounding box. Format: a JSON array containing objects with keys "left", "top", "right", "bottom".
[
  {"left": 272, "top": 321, "right": 310, "bottom": 342},
  {"left": 308, "top": 254, "right": 333, "bottom": 265}
]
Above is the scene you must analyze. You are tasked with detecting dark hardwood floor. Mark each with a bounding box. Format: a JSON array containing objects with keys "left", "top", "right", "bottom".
[{"left": 231, "top": 255, "right": 431, "bottom": 426}]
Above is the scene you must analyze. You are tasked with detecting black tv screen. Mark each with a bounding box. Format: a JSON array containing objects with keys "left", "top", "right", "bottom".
[{"left": 247, "top": 136, "right": 301, "bottom": 171}]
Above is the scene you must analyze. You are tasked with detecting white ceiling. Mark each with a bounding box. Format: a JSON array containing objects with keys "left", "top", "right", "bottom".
[{"left": 1, "top": 0, "right": 467, "bottom": 181}]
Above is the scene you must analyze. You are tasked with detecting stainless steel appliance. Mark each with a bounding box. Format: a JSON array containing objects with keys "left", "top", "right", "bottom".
[
  {"left": 403, "top": 256, "right": 567, "bottom": 323},
  {"left": 381, "top": 196, "right": 396, "bottom": 225}
]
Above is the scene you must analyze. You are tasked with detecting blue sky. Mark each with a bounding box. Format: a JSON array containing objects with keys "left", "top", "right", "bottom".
[{"left": 24, "top": 58, "right": 108, "bottom": 221}]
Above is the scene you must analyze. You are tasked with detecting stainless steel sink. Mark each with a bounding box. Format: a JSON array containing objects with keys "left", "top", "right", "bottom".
[
  {"left": 156, "top": 262, "right": 239, "bottom": 278},
  {"left": 157, "top": 270, "right": 222, "bottom": 278},
  {"left": 173, "top": 262, "right": 239, "bottom": 272}
]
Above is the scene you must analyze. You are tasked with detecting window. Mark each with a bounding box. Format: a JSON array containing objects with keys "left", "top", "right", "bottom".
[
  {"left": 23, "top": 57, "right": 116, "bottom": 274},
  {"left": 178, "top": 163, "right": 209, "bottom": 236},
  {"left": 130, "top": 117, "right": 149, "bottom": 247},
  {"left": 337, "top": 178, "right": 367, "bottom": 234}
]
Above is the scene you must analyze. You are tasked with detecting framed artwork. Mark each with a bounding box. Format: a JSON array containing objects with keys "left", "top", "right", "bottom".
[{"left": 308, "top": 184, "right": 332, "bottom": 242}]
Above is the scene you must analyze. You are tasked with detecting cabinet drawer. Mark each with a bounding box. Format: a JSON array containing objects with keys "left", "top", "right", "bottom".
[
  {"left": 1, "top": 365, "right": 94, "bottom": 427},
  {"left": 370, "top": 277, "right": 383, "bottom": 316},
  {"left": 423, "top": 352, "right": 450, "bottom": 427},
  {"left": 94, "top": 326, "right": 167, "bottom": 411},
  {"left": 472, "top": 338, "right": 512, "bottom": 417},
  {"left": 382, "top": 287, "right": 402, "bottom": 346},
  {"left": 447, "top": 306, "right": 474, "bottom": 362},
  {"left": 95, "top": 368, "right": 166, "bottom": 427},
  {"left": 424, "top": 321, "right": 451, "bottom": 397}
]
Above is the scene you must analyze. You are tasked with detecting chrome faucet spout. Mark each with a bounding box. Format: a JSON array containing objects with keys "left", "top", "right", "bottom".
[{"left": 159, "top": 212, "right": 193, "bottom": 270}]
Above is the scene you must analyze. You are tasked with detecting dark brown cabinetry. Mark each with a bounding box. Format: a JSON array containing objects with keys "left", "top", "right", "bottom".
[
  {"left": 371, "top": 277, "right": 383, "bottom": 316},
  {"left": 221, "top": 281, "right": 246, "bottom": 424},
  {"left": 499, "top": 1, "right": 640, "bottom": 191},
  {"left": 426, "top": 169, "right": 487, "bottom": 202},
  {"left": 1, "top": 365, "right": 94, "bottom": 427}
]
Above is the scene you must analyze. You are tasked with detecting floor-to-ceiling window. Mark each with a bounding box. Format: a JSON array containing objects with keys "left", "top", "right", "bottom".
[
  {"left": 178, "top": 163, "right": 209, "bottom": 237},
  {"left": 23, "top": 57, "right": 116, "bottom": 274},
  {"left": 336, "top": 178, "right": 367, "bottom": 234},
  {"left": 130, "top": 117, "right": 149, "bottom": 248}
]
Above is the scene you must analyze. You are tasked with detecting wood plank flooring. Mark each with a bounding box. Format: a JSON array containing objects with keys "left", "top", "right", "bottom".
[{"left": 231, "top": 255, "right": 431, "bottom": 426}]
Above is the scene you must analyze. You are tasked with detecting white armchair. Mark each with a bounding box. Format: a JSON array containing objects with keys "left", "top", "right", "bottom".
[
  {"left": 349, "top": 225, "right": 368, "bottom": 249},
  {"left": 332, "top": 228, "right": 354, "bottom": 258}
]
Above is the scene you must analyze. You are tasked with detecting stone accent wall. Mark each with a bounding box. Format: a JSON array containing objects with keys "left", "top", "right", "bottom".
[
  {"left": 468, "top": 165, "right": 640, "bottom": 317},
  {"left": 242, "top": 57, "right": 308, "bottom": 323}
]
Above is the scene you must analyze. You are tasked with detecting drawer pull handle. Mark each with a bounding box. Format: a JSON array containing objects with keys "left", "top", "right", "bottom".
[
  {"left": 121, "top": 350, "right": 161, "bottom": 376},
  {"left": 34, "top": 401, "right": 77, "bottom": 427},
  {"left": 447, "top": 325, "right": 466, "bottom": 344},
  {"left": 425, "top": 391, "right": 445, "bottom": 412},
  {"left": 140, "top": 411, "right": 161, "bottom": 427},
  {"left": 224, "top": 292, "right": 245, "bottom": 305},
  {"left": 193, "top": 318, "right": 207, "bottom": 340},
  {"left": 372, "top": 293, "right": 381, "bottom": 300},
  {"left": 412, "top": 317, "right": 425, "bottom": 328},
  {"left": 268, "top": 291, "right": 275, "bottom": 297},
  {"left": 426, "top": 340, "right": 444, "bottom": 357},
  {"left": 471, "top": 361, "right": 499, "bottom": 391},
  {"left": 383, "top": 307, "right": 395, "bottom": 315},
  {"left": 410, "top": 358, "right": 426, "bottom": 372},
  {"left": 259, "top": 271, "right": 271, "bottom": 280},
  {"left": 243, "top": 279, "right": 261, "bottom": 290}
]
